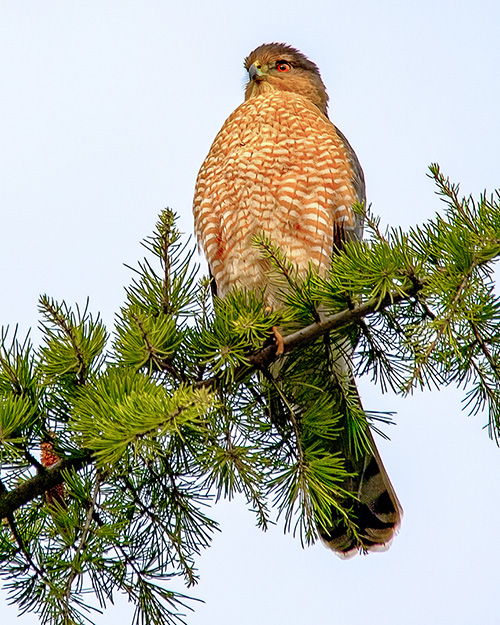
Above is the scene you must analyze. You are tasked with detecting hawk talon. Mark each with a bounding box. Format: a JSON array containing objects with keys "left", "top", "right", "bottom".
[{"left": 272, "top": 326, "right": 285, "bottom": 356}]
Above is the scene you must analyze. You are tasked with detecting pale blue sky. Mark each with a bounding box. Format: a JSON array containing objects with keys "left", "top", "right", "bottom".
[{"left": 1, "top": 1, "right": 500, "bottom": 624}]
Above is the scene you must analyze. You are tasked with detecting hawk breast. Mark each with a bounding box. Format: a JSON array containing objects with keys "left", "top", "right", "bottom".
[{"left": 193, "top": 91, "right": 359, "bottom": 305}]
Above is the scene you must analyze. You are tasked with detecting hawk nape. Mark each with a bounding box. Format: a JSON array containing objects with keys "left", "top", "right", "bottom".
[{"left": 193, "top": 42, "right": 402, "bottom": 557}]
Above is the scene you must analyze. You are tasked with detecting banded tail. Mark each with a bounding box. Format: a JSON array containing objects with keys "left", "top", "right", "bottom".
[{"left": 319, "top": 427, "right": 402, "bottom": 557}]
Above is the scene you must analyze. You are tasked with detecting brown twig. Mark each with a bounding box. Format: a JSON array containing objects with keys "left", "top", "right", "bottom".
[{"left": 0, "top": 454, "right": 92, "bottom": 518}]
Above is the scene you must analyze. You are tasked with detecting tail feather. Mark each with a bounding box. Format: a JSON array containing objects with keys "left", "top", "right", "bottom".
[
  {"left": 319, "top": 428, "right": 402, "bottom": 557},
  {"left": 266, "top": 331, "right": 402, "bottom": 557}
]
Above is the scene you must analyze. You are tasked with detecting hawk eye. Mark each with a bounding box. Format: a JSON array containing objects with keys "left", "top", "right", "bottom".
[{"left": 276, "top": 61, "right": 291, "bottom": 72}]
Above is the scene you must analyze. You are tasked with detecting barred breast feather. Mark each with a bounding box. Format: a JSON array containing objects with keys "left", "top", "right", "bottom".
[{"left": 193, "top": 91, "right": 360, "bottom": 306}]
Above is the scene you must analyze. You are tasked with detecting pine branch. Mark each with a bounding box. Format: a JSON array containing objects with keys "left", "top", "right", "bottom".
[
  {"left": 195, "top": 281, "right": 424, "bottom": 386},
  {"left": 6, "top": 513, "right": 46, "bottom": 578},
  {"left": 403, "top": 270, "right": 472, "bottom": 391},
  {"left": 470, "top": 320, "right": 500, "bottom": 377},
  {"left": 2, "top": 174, "right": 500, "bottom": 624},
  {"left": 39, "top": 297, "right": 88, "bottom": 385},
  {"left": 0, "top": 454, "right": 92, "bottom": 518}
]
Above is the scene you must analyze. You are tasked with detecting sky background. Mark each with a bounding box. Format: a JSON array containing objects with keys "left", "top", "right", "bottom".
[{"left": 1, "top": 1, "right": 500, "bottom": 624}]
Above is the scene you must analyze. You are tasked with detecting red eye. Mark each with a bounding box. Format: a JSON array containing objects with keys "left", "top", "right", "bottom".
[{"left": 276, "top": 61, "right": 291, "bottom": 72}]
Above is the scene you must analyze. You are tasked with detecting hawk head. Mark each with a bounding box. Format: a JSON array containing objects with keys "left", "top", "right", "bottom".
[{"left": 244, "top": 43, "right": 329, "bottom": 115}]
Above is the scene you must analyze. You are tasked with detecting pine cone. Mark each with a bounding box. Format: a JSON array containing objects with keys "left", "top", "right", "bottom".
[{"left": 41, "top": 439, "right": 65, "bottom": 507}]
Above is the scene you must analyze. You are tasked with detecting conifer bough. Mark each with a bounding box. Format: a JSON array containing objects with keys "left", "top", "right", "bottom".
[{"left": 0, "top": 165, "right": 499, "bottom": 624}]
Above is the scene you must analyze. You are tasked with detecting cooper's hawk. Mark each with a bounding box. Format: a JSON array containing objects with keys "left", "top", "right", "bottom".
[{"left": 193, "top": 42, "right": 402, "bottom": 556}]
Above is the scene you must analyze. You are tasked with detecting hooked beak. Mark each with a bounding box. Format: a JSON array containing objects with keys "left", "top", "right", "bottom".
[{"left": 248, "top": 62, "right": 265, "bottom": 83}]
